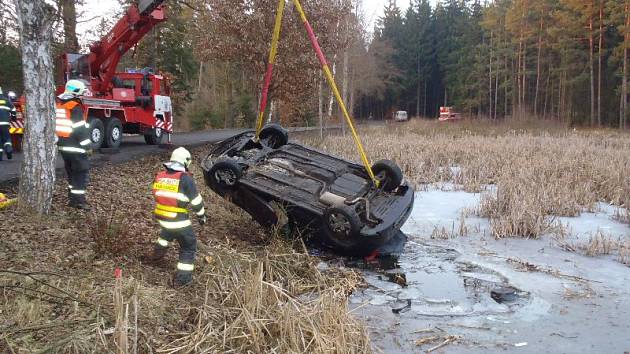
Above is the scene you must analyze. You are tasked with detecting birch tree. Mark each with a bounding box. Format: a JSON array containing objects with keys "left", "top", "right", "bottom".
[{"left": 15, "top": 0, "right": 57, "bottom": 215}]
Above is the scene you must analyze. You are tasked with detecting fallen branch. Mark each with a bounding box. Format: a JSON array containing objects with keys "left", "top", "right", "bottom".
[{"left": 426, "top": 335, "right": 461, "bottom": 353}]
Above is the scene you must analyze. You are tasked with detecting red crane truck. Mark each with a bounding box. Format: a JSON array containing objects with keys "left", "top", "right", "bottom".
[{"left": 12, "top": 0, "right": 173, "bottom": 150}]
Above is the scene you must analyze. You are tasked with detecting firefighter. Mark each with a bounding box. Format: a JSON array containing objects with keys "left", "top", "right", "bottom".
[
  {"left": 0, "top": 87, "right": 15, "bottom": 161},
  {"left": 149, "top": 147, "right": 207, "bottom": 287},
  {"left": 56, "top": 80, "right": 92, "bottom": 210},
  {"left": 7, "top": 91, "right": 17, "bottom": 121}
]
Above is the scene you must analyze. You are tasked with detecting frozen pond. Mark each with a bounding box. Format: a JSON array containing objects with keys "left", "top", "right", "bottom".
[{"left": 345, "top": 187, "right": 630, "bottom": 353}]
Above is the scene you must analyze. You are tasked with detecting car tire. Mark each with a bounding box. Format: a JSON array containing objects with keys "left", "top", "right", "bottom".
[
  {"left": 104, "top": 118, "right": 123, "bottom": 148},
  {"left": 144, "top": 127, "right": 163, "bottom": 145},
  {"left": 260, "top": 124, "right": 288, "bottom": 149},
  {"left": 323, "top": 204, "right": 362, "bottom": 251},
  {"left": 372, "top": 159, "right": 403, "bottom": 192},
  {"left": 88, "top": 117, "right": 105, "bottom": 150},
  {"left": 208, "top": 158, "right": 243, "bottom": 189}
]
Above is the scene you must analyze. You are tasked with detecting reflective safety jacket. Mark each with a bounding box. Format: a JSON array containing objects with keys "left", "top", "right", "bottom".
[
  {"left": 152, "top": 170, "right": 205, "bottom": 230},
  {"left": 0, "top": 95, "right": 14, "bottom": 126},
  {"left": 56, "top": 99, "right": 91, "bottom": 154}
]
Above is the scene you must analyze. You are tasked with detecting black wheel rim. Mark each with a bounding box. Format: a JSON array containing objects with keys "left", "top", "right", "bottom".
[
  {"left": 214, "top": 169, "right": 237, "bottom": 186},
  {"left": 328, "top": 212, "right": 351, "bottom": 236}
]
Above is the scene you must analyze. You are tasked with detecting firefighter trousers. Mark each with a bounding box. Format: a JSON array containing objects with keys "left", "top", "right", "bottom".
[
  {"left": 62, "top": 152, "right": 90, "bottom": 205},
  {"left": 0, "top": 125, "right": 12, "bottom": 160},
  {"left": 155, "top": 226, "right": 197, "bottom": 282}
]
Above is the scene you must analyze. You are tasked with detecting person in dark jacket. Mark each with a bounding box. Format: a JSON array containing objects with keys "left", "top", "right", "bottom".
[
  {"left": 149, "top": 147, "right": 207, "bottom": 287},
  {"left": 56, "top": 80, "right": 92, "bottom": 210},
  {"left": 0, "top": 87, "right": 15, "bottom": 161}
]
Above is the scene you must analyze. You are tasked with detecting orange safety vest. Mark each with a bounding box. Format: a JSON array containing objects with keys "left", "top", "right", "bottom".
[
  {"left": 152, "top": 171, "right": 189, "bottom": 220},
  {"left": 55, "top": 101, "right": 81, "bottom": 138}
]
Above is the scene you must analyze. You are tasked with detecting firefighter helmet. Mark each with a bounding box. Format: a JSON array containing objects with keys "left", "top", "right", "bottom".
[
  {"left": 0, "top": 87, "right": 3, "bottom": 95},
  {"left": 170, "top": 147, "right": 192, "bottom": 168},
  {"left": 59, "top": 80, "right": 87, "bottom": 100},
  {"left": 7, "top": 91, "right": 16, "bottom": 100}
]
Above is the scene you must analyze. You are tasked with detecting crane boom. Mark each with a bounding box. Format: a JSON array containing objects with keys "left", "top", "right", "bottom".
[{"left": 87, "top": 0, "right": 167, "bottom": 93}]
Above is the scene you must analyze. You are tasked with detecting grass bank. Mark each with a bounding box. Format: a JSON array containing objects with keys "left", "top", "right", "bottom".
[
  {"left": 0, "top": 147, "right": 370, "bottom": 353},
  {"left": 302, "top": 119, "right": 630, "bottom": 258}
]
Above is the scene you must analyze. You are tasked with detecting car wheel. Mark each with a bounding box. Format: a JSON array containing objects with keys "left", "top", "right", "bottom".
[
  {"left": 372, "top": 159, "right": 403, "bottom": 192},
  {"left": 209, "top": 158, "right": 242, "bottom": 188},
  {"left": 104, "top": 118, "right": 123, "bottom": 148},
  {"left": 260, "top": 124, "right": 288, "bottom": 149},
  {"left": 323, "top": 204, "right": 362, "bottom": 250},
  {"left": 88, "top": 117, "right": 104, "bottom": 150},
  {"left": 144, "top": 127, "right": 163, "bottom": 145}
]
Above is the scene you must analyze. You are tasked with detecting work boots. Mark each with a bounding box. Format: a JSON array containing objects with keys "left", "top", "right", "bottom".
[{"left": 173, "top": 272, "right": 193, "bottom": 288}]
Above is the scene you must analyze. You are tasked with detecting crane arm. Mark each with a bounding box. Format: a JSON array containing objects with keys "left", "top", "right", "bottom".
[{"left": 88, "top": 0, "right": 167, "bottom": 93}]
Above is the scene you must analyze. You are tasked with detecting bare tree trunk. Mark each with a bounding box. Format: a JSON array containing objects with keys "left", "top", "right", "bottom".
[
  {"left": 417, "top": 55, "right": 421, "bottom": 117},
  {"left": 318, "top": 72, "right": 324, "bottom": 139},
  {"left": 60, "top": 0, "right": 79, "bottom": 52},
  {"left": 327, "top": 60, "right": 337, "bottom": 120},
  {"left": 16, "top": 0, "right": 57, "bottom": 215},
  {"left": 342, "top": 49, "right": 349, "bottom": 116},
  {"left": 489, "top": 31, "right": 494, "bottom": 119},
  {"left": 535, "top": 18, "right": 543, "bottom": 117},
  {"left": 589, "top": 2, "right": 596, "bottom": 126},
  {"left": 622, "top": 3, "right": 629, "bottom": 129},
  {"left": 597, "top": 0, "right": 604, "bottom": 126},
  {"left": 423, "top": 80, "right": 427, "bottom": 117},
  {"left": 198, "top": 61, "right": 204, "bottom": 93}
]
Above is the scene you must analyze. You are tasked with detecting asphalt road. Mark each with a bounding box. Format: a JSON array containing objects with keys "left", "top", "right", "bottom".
[
  {"left": 0, "top": 125, "right": 345, "bottom": 184},
  {"left": 0, "top": 128, "right": 251, "bottom": 183}
]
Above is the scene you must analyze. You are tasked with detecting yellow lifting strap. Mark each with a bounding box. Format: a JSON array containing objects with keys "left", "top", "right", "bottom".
[
  {"left": 255, "top": 0, "right": 379, "bottom": 185},
  {"left": 292, "top": 0, "right": 378, "bottom": 185},
  {"left": 255, "top": 0, "right": 286, "bottom": 140}
]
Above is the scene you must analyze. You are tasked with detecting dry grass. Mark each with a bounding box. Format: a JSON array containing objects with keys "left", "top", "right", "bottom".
[
  {"left": 302, "top": 119, "right": 630, "bottom": 239},
  {"left": 0, "top": 146, "right": 370, "bottom": 353}
]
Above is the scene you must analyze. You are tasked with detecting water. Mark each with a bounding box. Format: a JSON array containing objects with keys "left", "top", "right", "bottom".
[{"left": 341, "top": 187, "right": 630, "bottom": 353}]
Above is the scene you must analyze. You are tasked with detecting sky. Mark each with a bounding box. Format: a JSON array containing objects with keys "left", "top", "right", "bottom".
[{"left": 77, "top": 0, "right": 415, "bottom": 41}]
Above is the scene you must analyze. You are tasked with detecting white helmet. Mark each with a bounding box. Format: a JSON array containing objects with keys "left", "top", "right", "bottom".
[
  {"left": 58, "top": 79, "right": 87, "bottom": 100},
  {"left": 7, "top": 91, "right": 16, "bottom": 100},
  {"left": 0, "top": 87, "right": 3, "bottom": 95},
  {"left": 170, "top": 147, "right": 192, "bottom": 168}
]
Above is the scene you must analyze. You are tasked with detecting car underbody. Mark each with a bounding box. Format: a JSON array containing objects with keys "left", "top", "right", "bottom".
[{"left": 202, "top": 125, "right": 414, "bottom": 256}]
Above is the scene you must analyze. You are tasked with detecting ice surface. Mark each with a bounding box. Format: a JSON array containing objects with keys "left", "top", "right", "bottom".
[{"left": 346, "top": 188, "right": 630, "bottom": 354}]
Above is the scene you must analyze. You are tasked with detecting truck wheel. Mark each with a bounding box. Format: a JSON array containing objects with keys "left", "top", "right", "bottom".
[
  {"left": 88, "top": 118, "right": 104, "bottom": 150},
  {"left": 104, "top": 118, "right": 123, "bottom": 148},
  {"left": 260, "top": 124, "right": 288, "bottom": 149},
  {"left": 372, "top": 159, "right": 403, "bottom": 192},
  {"left": 144, "top": 127, "right": 163, "bottom": 145},
  {"left": 208, "top": 158, "right": 242, "bottom": 189},
  {"left": 323, "top": 204, "right": 362, "bottom": 250}
]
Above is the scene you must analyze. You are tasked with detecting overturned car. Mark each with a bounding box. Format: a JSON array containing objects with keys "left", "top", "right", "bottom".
[{"left": 202, "top": 125, "right": 414, "bottom": 256}]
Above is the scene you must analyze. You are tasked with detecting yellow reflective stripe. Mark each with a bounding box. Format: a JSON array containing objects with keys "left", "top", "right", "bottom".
[
  {"left": 80, "top": 139, "right": 92, "bottom": 146},
  {"left": 0, "top": 122, "right": 10, "bottom": 125},
  {"left": 71, "top": 189, "right": 86, "bottom": 195},
  {"left": 177, "top": 262, "right": 194, "bottom": 271},
  {"left": 154, "top": 190, "right": 189, "bottom": 202},
  {"left": 196, "top": 207, "right": 205, "bottom": 216},
  {"left": 156, "top": 204, "right": 188, "bottom": 213},
  {"left": 158, "top": 219, "right": 192, "bottom": 229},
  {"left": 154, "top": 209, "right": 178, "bottom": 218},
  {"left": 72, "top": 121, "right": 86, "bottom": 128},
  {"left": 156, "top": 238, "right": 169, "bottom": 247},
  {"left": 190, "top": 194, "right": 203, "bottom": 206}
]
